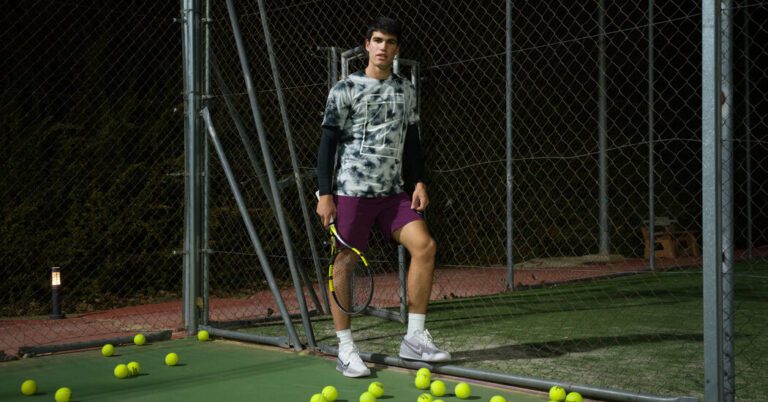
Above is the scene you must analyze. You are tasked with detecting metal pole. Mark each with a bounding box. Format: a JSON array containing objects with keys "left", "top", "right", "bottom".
[
  {"left": 256, "top": 0, "right": 328, "bottom": 316},
  {"left": 720, "top": 1, "right": 735, "bottom": 399},
  {"left": 398, "top": 245, "right": 408, "bottom": 322},
  {"left": 317, "top": 344, "right": 696, "bottom": 402},
  {"left": 598, "top": 0, "right": 610, "bottom": 255},
  {"left": 647, "top": 0, "right": 656, "bottom": 271},
  {"left": 341, "top": 46, "right": 364, "bottom": 79},
  {"left": 330, "top": 47, "right": 338, "bottom": 87},
  {"left": 200, "top": 0, "right": 211, "bottom": 328},
  {"left": 181, "top": 0, "right": 202, "bottom": 335},
  {"left": 225, "top": 0, "right": 316, "bottom": 348},
  {"left": 506, "top": 0, "right": 515, "bottom": 289},
  {"left": 202, "top": 107, "right": 303, "bottom": 351},
  {"left": 743, "top": 10, "right": 753, "bottom": 259},
  {"left": 702, "top": 0, "right": 724, "bottom": 400}
]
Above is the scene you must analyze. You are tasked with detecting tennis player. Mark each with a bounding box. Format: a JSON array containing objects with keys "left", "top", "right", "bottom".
[{"left": 316, "top": 16, "right": 451, "bottom": 377}]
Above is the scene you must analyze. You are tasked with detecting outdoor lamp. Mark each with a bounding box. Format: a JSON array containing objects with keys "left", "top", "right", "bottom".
[{"left": 50, "top": 266, "right": 64, "bottom": 319}]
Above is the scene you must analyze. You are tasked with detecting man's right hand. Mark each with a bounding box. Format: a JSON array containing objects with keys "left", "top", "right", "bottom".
[{"left": 316, "top": 194, "right": 336, "bottom": 228}]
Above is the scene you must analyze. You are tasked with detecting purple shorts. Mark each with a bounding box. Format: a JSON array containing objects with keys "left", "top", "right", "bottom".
[{"left": 334, "top": 192, "right": 423, "bottom": 252}]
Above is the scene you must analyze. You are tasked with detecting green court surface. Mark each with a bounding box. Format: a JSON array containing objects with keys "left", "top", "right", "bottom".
[{"left": 0, "top": 338, "right": 548, "bottom": 402}]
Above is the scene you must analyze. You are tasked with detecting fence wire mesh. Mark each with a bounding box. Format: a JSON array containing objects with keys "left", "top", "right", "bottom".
[
  {"left": 1, "top": 1, "right": 184, "bottom": 354},
  {"left": 203, "top": 1, "right": 767, "bottom": 399},
  {"left": 1, "top": 0, "right": 766, "bottom": 401}
]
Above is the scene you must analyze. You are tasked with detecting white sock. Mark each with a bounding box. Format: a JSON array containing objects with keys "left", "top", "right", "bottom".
[
  {"left": 407, "top": 313, "right": 426, "bottom": 337},
  {"left": 336, "top": 329, "right": 354, "bottom": 351}
]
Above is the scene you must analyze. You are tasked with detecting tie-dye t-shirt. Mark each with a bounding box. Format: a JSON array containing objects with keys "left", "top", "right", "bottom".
[{"left": 322, "top": 70, "right": 419, "bottom": 197}]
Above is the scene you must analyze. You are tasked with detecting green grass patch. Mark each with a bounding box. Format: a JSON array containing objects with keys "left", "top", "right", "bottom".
[{"left": 240, "top": 260, "right": 768, "bottom": 401}]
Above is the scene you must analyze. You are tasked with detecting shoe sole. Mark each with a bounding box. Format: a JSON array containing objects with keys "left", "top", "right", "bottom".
[
  {"left": 399, "top": 351, "right": 451, "bottom": 362},
  {"left": 336, "top": 361, "right": 371, "bottom": 377}
]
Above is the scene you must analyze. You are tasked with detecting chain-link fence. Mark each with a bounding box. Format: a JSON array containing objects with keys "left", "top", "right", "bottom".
[
  {"left": 1, "top": 1, "right": 184, "bottom": 354},
  {"left": 2, "top": 0, "right": 766, "bottom": 400},
  {"left": 202, "top": 0, "right": 767, "bottom": 400}
]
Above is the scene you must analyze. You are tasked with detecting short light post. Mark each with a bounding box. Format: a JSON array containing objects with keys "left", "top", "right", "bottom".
[{"left": 50, "top": 267, "right": 65, "bottom": 319}]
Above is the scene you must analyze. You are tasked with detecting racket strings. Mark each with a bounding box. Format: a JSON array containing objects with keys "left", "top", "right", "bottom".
[{"left": 329, "top": 247, "right": 372, "bottom": 314}]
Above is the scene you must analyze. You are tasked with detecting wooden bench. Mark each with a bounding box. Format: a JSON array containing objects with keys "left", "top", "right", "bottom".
[{"left": 641, "top": 217, "right": 701, "bottom": 259}]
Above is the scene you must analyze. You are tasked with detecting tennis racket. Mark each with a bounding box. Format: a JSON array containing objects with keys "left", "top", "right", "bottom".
[
  {"left": 326, "top": 222, "right": 373, "bottom": 314},
  {"left": 316, "top": 192, "right": 374, "bottom": 315}
]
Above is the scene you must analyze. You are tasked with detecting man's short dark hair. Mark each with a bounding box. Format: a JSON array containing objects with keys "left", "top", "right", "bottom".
[{"left": 366, "top": 16, "right": 401, "bottom": 43}]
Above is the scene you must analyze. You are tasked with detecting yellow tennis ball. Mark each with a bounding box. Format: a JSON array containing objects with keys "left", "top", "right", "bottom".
[
  {"left": 417, "top": 393, "right": 434, "bottom": 402},
  {"left": 549, "top": 386, "right": 566, "bottom": 402},
  {"left": 359, "top": 391, "right": 376, "bottom": 402},
  {"left": 310, "top": 393, "right": 328, "bottom": 402},
  {"left": 490, "top": 396, "right": 507, "bottom": 402},
  {"left": 429, "top": 380, "right": 446, "bottom": 396},
  {"left": 101, "top": 343, "right": 115, "bottom": 357},
  {"left": 368, "top": 381, "right": 384, "bottom": 398},
  {"left": 454, "top": 382, "right": 471, "bottom": 399},
  {"left": 414, "top": 374, "right": 430, "bottom": 390},
  {"left": 165, "top": 352, "right": 179, "bottom": 366},
  {"left": 114, "top": 364, "right": 130, "bottom": 379},
  {"left": 433, "top": 400, "right": 444, "bottom": 402},
  {"left": 127, "top": 361, "right": 141, "bottom": 376},
  {"left": 322, "top": 385, "right": 338, "bottom": 401},
  {"left": 20, "top": 379, "right": 37, "bottom": 395},
  {"left": 565, "top": 392, "right": 583, "bottom": 402},
  {"left": 416, "top": 367, "right": 431, "bottom": 378},
  {"left": 133, "top": 333, "right": 146, "bottom": 346},
  {"left": 197, "top": 330, "right": 210, "bottom": 341},
  {"left": 54, "top": 387, "right": 72, "bottom": 402}
]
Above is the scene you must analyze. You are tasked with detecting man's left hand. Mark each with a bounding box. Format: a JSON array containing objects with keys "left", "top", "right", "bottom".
[{"left": 411, "top": 182, "right": 429, "bottom": 212}]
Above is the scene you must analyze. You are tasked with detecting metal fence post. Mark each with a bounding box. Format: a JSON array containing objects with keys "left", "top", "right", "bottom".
[
  {"left": 506, "top": 0, "right": 515, "bottom": 289},
  {"left": 181, "top": 0, "right": 203, "bottom": 335},
  {"left": 702, "top": 0, "right": 725, "bottom": 399},
  {"left": 598, "top": 0, "right": 610, "bottom": 256}
]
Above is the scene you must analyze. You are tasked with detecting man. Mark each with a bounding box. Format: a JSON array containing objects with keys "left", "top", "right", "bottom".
[{"left": 316, "top": 16, "right": 451, "bottom": 378}]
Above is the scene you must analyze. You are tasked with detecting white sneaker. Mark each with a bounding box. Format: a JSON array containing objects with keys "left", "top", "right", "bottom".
[
  {"left": 399, "top": 329, "right": 451, "bottom": 362},
  {"left": 336, "top": 344, "right": 371, "bottom": 377}
]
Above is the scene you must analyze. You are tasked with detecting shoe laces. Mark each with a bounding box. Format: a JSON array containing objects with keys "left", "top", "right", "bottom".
[
  {"left": 341, "top": 344, "right": 362, "bottom": 362},
  {"left": 415, "top": 329, "right": 436, "bottom": 347}
]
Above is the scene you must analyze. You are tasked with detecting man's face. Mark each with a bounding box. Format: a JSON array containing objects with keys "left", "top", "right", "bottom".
[{"left": 365, "top": 31, "right": 399, "bottom": 70}]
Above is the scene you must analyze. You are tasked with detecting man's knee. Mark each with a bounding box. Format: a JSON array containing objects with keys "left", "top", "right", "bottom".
[{"left": 412, "top": 236, "right": 437, "bottom": 261}]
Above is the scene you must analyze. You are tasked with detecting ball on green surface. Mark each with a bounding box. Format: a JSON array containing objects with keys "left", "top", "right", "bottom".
[
  {"left": 165, "top": 352, "right": 179, "bottom": 366},
  {"left": 433, "top": 400, "right": 444, "bottom": 402},
  {"left": 197, "top": 330, "right": 210, "bottom": 342},
  {"left": 127, "top": 361, "right": 141, "bottom": 376},
  {"left": 133, "top": 333, "right": 146, "bottom": 346},
  {"left": 20, "top": 379, "right": 37, "bottom": 396},
  {"left": 114, "top": 364, "right": 130, "bottom": 379},
  {"left": 368, "top": 381, "right": 384, "bottom": 398},
  {"left": 429, "top": 380, "right": 446, "bottom": 396},
  {"left": 565, "top": 392, "right": 583, "bottom": 402},
  {"left": 490, "top": 396, "right": 507, "bottom": 402},
  {"left": 454, "top": 382, "right": 472, "bottom": 399},
  {"left": 549, "top": 386, "right": 567, "bottom": 402},
  {"left": 101, "top": 343, "right": 115, "bottom": 357},
  {"left": 359, "top": 391, "right": 376, "bottom": 402},
  {"left": 414, "top": 374, "right": 430, "bottom": 390},
  {"left": 416, "top": 367, "right": 431, "bottom": 378},
  {"left": 54, "top": 387, "right": 72, "bottom": 402},
  {"left": 417, "top": 393, "right": 434, "bottom": 402},
  {"left": 322, "top": 385, "right": 339, "bottom": 402},
  {"left": 310, "top": 393, "right": 328, "bottom": 402}
]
